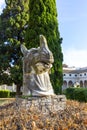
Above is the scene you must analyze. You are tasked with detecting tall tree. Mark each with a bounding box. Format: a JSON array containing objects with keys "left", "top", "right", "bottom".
[
  {"left": 25, "top": 0, "right": 63, "bottom": 94},
  {"left": 0, "top": 0, "right": 29, "bottom": 95}
]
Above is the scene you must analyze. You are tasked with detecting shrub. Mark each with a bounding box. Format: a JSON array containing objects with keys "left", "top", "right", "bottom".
[
  {"left": 63, "top": 88, "right": 75, "bottom": 99},
  {"left": 10, "top": 92, "right": 16, "bottom": 97},
  {"left": 74, "top": 88, "right": 87, "bottom": 102},
  {"left": 0, "top": 90, "right": 10, "bottom": 98},
  {"left": 63, "top": 87, "right": 87, "bottom": 102}
]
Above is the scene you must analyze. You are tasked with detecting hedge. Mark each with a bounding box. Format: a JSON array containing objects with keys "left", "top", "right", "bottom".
[
  {"left": 0, "top": 90, "right": 10, "bottom": 98},
  {"left": 10, "top": 92, "right": 16, "bottom": 97},
  {"left": 63, "top": 87, "right": 87, "bottom": 102}
]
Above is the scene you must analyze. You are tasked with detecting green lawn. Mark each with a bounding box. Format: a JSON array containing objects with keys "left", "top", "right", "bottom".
[
  {"left": 0, "top": 100, "right": 7, "bottom": 105},
  {"left": 0, "top": 98, "right": 15, "bottom": 106}
]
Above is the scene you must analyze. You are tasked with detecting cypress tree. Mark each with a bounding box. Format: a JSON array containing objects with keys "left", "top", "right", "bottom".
[
  {"left": 0, "top": 0, "right": 29, "bottom": 95},
  {"left": 25, "top": 0, "right": 63, "bottom": 94}
]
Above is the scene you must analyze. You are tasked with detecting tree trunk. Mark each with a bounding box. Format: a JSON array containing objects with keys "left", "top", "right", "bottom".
[{"left": 16, "top": 85, "right": 22, "bottom": 96}]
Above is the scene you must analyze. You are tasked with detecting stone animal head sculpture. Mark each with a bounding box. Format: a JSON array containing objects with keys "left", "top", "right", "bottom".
[{"left": 21, "top": 35, "right": 54, "bottom": 96}]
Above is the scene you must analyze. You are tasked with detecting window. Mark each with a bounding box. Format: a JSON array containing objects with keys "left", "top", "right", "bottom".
[
  {"left": 69, "top": 74, "right": 71, "bottom": 76},
  {"left": 75, "top": 74, "right": 77, "bottom": 77},
  {"left": 84, "top": 73, "right": 86, "bottom": 76}
]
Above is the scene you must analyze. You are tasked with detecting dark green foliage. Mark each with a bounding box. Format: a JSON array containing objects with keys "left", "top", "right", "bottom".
[
  {"left": 64, "top": 88, "right": 87, "bottom": 102},
  {"left": 0, "top": 90, "right": 10, "bottom": 98},
  {"left": 74, "top": 88, "right": 87, "bottom": 102},
  {"left": 25, "top": 0, "right": 63, "bottom": 94},
  {"left": 0, "top": 91, "right": 18, "bottom": 98},
  {"left": 0, "top": 0, "right": 29, "bottom": 95},
  {"left": 10, "top": 91, "right": 16, "bottom": 97},
  {"left": 63, "top": 88, "right": 75, "bottom": 99}
]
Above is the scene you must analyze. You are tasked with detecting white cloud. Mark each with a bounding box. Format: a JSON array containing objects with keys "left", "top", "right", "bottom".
[
  {"left": 63, "top": 49, "right": 87, "bottom": 67},
  {"left": 0, "top": 0, "right": 5, "bottom": 14}
]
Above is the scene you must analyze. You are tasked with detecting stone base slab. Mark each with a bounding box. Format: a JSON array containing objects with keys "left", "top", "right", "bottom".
[{"left": 15, "top": 95, "right": 66, "bottom": 114}]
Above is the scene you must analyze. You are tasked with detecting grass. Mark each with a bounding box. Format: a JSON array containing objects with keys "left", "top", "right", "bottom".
[
  {"left": 0, "top": 98, "right": 15, "bottom": 106},
  {"left": 0, "top": 100, "right": 6, "bottom": 105}
]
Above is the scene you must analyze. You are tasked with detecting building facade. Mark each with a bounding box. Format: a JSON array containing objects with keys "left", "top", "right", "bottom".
[
  {"left": 0, "top": 84, "right": 16, "bottom": 92},
  {"left": 62, "top": 67, "right": 87, "bottom": 90}
]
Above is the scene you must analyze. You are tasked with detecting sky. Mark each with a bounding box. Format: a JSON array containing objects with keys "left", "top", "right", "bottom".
[
  {"left": 56, "top": 0, "right": 87, "bottom": 67},
  {"left": 0, "top": 0, "right": 87, "bottom": 68},
  {"left": 0, "top": 0, "right": 5, "bottom": 14}
]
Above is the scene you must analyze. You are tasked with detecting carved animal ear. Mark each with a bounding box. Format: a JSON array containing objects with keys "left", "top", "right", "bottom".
[
  {"left": 21, "top": 44, "right": 28, "bottom": 55},
  {"left": 40, "top": 35, "right": 49, "bottom": 50}
]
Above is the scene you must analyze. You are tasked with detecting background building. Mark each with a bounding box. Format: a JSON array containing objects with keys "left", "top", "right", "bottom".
[
  {"left": 0, "top": 84, "right": 16, "bottom": 92},
  {"left": 63, "top": 66, "right": 87, "bottom": 90}
]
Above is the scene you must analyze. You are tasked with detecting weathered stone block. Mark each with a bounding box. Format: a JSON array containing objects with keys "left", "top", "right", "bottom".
[{"left": 15, "top": 95, "right": 66, "bottom": 114}]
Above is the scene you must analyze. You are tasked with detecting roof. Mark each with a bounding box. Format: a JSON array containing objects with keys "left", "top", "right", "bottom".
[{"left": 63, "top": 67, "right": 87, "bottom": 74}]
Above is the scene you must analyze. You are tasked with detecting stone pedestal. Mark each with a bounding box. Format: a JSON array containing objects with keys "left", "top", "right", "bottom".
[{"left": 15, "top": 95, "right": 66, "bottom": 114}]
